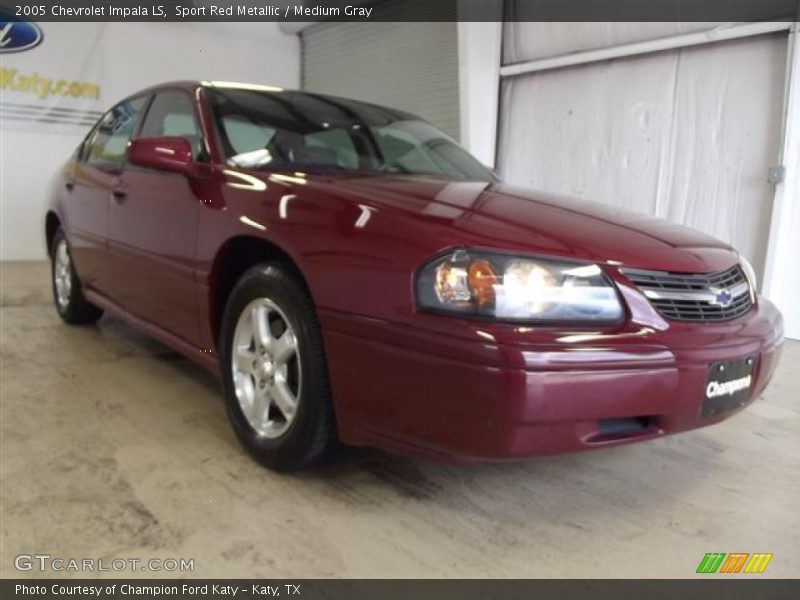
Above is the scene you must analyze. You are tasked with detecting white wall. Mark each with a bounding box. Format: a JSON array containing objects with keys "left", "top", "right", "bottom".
[
  {"left": 457, "top": 21, "right": 502, "bottom": 167},
  {"left": 763, "top": 27, "right": 800, "bottom": 340},
  {"left": 99, "top": 23, "right": 299, "bottom": 103},
  {"left": 0, "top": 22, "right": 300, "bottom": 260}
]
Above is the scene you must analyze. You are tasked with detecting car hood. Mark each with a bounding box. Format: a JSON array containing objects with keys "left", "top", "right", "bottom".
[{"left": 315, "top": 176, "right": 737, "bottom": 273}]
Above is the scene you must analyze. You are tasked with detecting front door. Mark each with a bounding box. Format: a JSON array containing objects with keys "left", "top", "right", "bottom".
[{"left": 107, "top": 90, "right": 206, "bottom": 345}]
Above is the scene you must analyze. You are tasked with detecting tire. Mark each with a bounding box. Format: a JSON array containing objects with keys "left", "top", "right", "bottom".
[
  {"left": 50, "top": 229, "right": 104, "bottom": 325},
  {"left": 219, "top": 262, "right": 337, "bottom": 472}
]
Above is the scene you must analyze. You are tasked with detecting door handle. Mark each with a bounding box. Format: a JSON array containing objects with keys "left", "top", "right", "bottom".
[
  {"left": 111, "top": 189, "right": 127, "bottom": 203},
  {"left": 64, "top": 181, "right": 75, "bottom": 191}
]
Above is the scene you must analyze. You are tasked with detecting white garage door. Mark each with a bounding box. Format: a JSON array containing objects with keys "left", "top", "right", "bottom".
[
  {"left": 498, "top": 32, "right": 788, "bottom": 283},
  {"left": 301, "top": 17, "right": 460, "bottom": 141}
]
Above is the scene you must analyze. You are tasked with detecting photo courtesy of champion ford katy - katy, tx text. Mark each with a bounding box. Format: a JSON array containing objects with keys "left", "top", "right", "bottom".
[{"left": 0, "top": 1, "right": 799, "bottom": 598}]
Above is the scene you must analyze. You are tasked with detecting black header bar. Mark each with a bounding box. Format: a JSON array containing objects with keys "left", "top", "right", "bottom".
[
  {"left": 1, "top": 0, "right": 799, "bottom": 22},
  {"left": 3, "top": 580, "right": 800, "bottom": 600}
]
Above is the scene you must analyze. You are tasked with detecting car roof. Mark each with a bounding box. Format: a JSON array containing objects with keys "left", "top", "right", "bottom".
[{"left": 117, "top": 81, "right": 416, "bottom": 122}]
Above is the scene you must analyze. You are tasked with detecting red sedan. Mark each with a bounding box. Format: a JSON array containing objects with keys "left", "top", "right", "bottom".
[{"left": 45, "top": 81, "right": 784, "bottom": 471}]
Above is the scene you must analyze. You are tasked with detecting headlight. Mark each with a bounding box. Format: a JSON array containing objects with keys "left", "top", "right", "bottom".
[{"left": 416, "top": 249, "right": 624, "bottom": 322}]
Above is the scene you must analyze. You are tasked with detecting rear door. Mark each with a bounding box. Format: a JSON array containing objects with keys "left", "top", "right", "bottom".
[
  {"left": 66, "top": 96, "right": 148, "bottom": 291},
  {"left": 107, "top": 89, "right": 206, "bottom": 344}
]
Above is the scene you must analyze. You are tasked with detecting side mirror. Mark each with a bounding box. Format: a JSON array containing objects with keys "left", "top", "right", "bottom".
[{"left": 128, "top": 136, "right": 194, "bottom": 175}]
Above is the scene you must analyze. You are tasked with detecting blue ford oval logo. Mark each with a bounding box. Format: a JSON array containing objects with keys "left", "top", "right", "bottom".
[{"left": 0, "top": 14, "right": 43, "bottom": 53}]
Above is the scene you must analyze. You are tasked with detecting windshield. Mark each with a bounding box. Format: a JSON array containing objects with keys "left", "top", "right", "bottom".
[{"left": 206, "top": 87, "right": 495, "bottom": 181}]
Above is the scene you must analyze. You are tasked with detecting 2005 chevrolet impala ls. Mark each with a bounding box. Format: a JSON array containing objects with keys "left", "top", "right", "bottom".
[{"left": 45, "top": 81, "right": 784, "bottom": 471}]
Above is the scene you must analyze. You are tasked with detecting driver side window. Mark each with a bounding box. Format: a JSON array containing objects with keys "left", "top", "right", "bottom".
[{"left": 138, "top": 90, "right": 204, "bottom": 159}]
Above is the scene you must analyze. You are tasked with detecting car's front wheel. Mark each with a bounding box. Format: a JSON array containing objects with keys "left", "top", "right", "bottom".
[
  {"left": 50, "top": 229, "right": 103, "bottom": 324},
  {"left": 219, "top": 263, "right": 337, "bottom": 471}
]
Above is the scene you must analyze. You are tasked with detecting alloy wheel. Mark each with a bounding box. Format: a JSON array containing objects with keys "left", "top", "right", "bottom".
[
  {"left": 231, "top": 298, "right": 302, "bottom": 438},
  {"left": 53, "top": 239, "right": 72, "bottom": 310}
]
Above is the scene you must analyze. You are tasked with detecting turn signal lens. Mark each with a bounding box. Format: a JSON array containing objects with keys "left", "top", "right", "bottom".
[{"left": 467, "top": 260, "right": 497, "bottom": 307}]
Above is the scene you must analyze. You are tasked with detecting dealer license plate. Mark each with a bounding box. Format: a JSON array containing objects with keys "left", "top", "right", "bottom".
[{"left": 702, "top": 355, "right": 757, "bottom": 417}]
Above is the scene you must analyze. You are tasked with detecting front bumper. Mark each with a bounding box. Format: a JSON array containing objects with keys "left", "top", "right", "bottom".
[{"left": 320, "top": 298, "right": 784, "bottom": 461}]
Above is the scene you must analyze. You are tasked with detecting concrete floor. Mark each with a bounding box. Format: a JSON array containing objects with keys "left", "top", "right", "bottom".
[{"left": 1, "top": 261, "right": 798, "bottom": 579}]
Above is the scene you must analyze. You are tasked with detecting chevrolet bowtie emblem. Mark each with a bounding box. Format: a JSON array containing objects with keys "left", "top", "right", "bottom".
[{"left": 711, "top": 287, "right": 734, "bottom": 308}]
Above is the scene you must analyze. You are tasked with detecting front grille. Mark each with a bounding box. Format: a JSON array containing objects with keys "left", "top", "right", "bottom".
[{"left": 622, "top": 264, "right": 753, "bottom": 322}]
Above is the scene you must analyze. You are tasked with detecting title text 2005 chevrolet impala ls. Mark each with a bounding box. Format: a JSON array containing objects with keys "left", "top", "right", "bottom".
[{"left": 46, "top": 81, "right": 784, "bottom": 471}]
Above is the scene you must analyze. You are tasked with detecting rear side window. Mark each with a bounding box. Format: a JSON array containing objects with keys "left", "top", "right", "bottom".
[
  {"left": 139, "top": 91, "right": 204, "bottom": 158},
  {"left": 84, "top": 96, "right": 148, "bottom": 168}
]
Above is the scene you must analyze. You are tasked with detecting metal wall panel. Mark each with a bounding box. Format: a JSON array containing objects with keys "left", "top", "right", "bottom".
[{"left": 502, "top": 21, "right": 722, "bottom": 65}]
